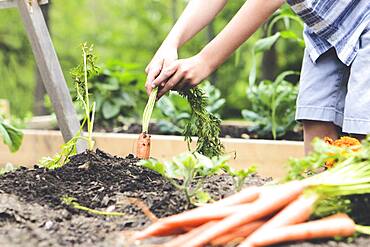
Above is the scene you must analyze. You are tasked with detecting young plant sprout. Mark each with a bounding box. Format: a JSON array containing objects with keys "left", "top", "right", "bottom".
[
  {"left": 140, "top": 152, "right": 256, "bottom": 205},
  {"left": 39, "top": 43, "right": 99, "bottom": 169}
]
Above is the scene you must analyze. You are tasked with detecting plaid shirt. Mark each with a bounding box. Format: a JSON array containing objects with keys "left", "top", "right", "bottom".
[{"left": 287, "top": 0, "right": 370, "bottom": 65}]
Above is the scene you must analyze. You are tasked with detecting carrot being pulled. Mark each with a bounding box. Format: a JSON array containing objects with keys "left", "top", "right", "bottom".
[
  {"left": 136, "top": 87, "right": 158, "bottom": 159},
  {"left": 244, "top": 213, "right": 356, "bottom": 247}
]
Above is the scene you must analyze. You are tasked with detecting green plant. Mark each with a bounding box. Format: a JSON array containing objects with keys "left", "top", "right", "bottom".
[
  {"left": 139, "top": 152, "right": 227, "bottom": 205},
  {"left": 242, "top": 71, "right": 299, "bottom": 139},
  {"left": 0, "top": 114, "right": 23, "bottom": 153},
  {"left": 62, "top": 196, "right": 125, "bottom": 217},
  {"left": 157, "top": 81, "right": 225, "bottom": 135},
  {"left": 249, "top": 5, "right": 304, "bottom": 86},
  {"left": 140, "top": 152, "right": 256, "bottom": 205},
  {"left": 180, "top": 88, "right": 224, "bottom": 157},
  {"left": 39, "top": 43, "right": 99, "bottom": 169},
  {"left": 89, "top": 61, "right": 147, "bottom": 128}
]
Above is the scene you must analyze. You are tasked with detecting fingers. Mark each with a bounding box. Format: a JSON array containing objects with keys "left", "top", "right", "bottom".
[
  {"left": 145, "top": 60, "right": 164, "bottom": 95},
  {"left": 157, "top": 70, "right": 185, "bottom": 99},
  {"left": 151, "top": 62, "right": 179, "bottom": 89}
]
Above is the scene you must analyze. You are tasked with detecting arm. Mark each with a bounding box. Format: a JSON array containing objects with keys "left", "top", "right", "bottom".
[
  {"left": 145, "top": 0, "right": 228, "bottom": 94},
  {"left": 152, "top": 0, "right": 285, "bottom": 98}
]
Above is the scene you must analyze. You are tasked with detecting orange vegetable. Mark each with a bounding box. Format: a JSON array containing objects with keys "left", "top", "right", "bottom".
[
  {"left": 184, "top": 181, "right": 304, "bottom": 247},
  {"left": 243, "top": 213, "right": 356, "bottom": 247},
  {"left": 210, "top": 221, "right": 265, "bottom": 246},
  {"left": 136, "top": 132, "right": 151, "bottom": 159}
]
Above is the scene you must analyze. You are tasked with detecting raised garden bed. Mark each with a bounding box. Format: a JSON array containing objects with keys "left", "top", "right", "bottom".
[
  {"left": 1, "top": 150, "right": 369, "bottom": 247},
  {"left": 0, "top": 130, "right": 304, "bottom": 178}
]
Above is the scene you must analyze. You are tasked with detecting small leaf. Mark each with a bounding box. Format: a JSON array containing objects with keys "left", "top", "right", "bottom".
[
  {"left": 102, "top": 101, "right": 121, "bottom": 119},
  {"left": 254, "top": 32, "right": 281, "bottom": 53}
]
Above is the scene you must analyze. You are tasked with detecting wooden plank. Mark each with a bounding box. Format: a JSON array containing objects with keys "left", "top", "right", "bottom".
[
  {"left": 0, "top": 0, "right": 48, "bottom": 9},
  {"left": 16, "top": 0, "right": 85, "bottom": 151},
  {"left": 0, "top": 130, "right": 304, "bottom": 178},
  {"left": 0, "top": 0, "right": 16, "bottom": 9}
]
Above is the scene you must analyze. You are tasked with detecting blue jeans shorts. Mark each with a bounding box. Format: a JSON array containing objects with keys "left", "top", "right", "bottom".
[{"left": 296, "top": 28, "right": 370, "bottom": 135}]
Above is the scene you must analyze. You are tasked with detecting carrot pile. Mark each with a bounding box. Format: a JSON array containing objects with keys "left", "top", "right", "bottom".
[{"left": 132, "top": 136, "right": 370, "bottom": 246}]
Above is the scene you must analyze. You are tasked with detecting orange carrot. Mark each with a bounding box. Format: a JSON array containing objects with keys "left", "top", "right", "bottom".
[
  {"left": 244, "top": 213, "right": 356, "bottom": 247},
  {"left": 136, "top": 132, "right": 151, "bottom": 159},
  {"left": 210, "top": 186, "right": 260, "bottom": 208},
  {"left": 184, "top": 181, "right": 304, "bottom": 247},
  {"left": 135, "top": 204, "right": 251, "bottom": 239},
  {"left": 135, "top": 187, "right": 260, "bottom": 240},
  {"left": 210, "top": 221, "right": 265, "bottom": 246},
  {"left": 164, "top": 221, "right": 218, "bottom": 247},
  {"left": 244, "top": 193, "right": 318, "bottom": 245}
]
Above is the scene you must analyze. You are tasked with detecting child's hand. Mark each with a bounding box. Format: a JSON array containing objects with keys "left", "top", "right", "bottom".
[
  {"left": 150, "top": 54, "right": 213, "bottom": 99},
  {"left": 145, "top": 46, "right": 178, "bottom": 95}
]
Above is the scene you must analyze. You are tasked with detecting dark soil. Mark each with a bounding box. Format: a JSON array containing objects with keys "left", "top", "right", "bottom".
[
  {"left": 98, "top": 123, "right": 304, "bottom": 141},
  {"left": 1, "top": 150, "right": 369, "bottom": 247}
]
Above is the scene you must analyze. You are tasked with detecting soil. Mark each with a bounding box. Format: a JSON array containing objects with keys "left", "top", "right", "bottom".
[
  {"left": 98, "top": 123, "right": 303, "bottom": 141},
  {"left": 0, "top": 150, "right": 369, "bottom": 247}
]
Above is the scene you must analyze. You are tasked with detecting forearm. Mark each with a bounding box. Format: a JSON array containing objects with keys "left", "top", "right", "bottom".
[
  {"left": 162, "top": 0, "right": 228, "bottom": 48},
  {"left": 200, "top": 0, "right": 285, "bottom": 70}
]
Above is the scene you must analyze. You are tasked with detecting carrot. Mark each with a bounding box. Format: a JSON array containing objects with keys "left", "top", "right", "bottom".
[
  {"left": 135, "top": 204, "right": 251, "bottom": 239},
  {"left": 244, "top": 213, "right": 356, "bottom": 247},
  {"left": 184, "top": 181, "right": 304, "bottom": 247},
  {"left": 210, "top": 221, "right": 265, "bottom": 246},
  {"left": 135, "top": 187, "right": 260, "bottom": 240},
  {"left": 164, "top": 221, "right": 218, "bottom": 247},
  {"left": 210, "top": 186, "right": 260, "bottom": 208},
  {"left": 244, "top": 193, "right": 318, "bottom": 245},
  {"left": 136, "top": 132, "right": 151, "bottom": 159}
]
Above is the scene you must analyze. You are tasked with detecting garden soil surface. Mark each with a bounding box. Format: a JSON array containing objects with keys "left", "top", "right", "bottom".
[{"left": 0, "top": 149, "right": 369, "bottom": 247}]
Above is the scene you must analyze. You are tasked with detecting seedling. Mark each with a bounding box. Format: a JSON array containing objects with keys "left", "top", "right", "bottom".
[
  {"left": 140, "top": 152, "right": 256, "bottom": 205},
  {"left": 39, "top": 43, "right": 99, "bottom": 169}
]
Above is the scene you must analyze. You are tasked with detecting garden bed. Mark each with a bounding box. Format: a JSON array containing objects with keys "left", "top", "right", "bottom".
[
  {"left": 0, "top": 130, "right": 304, "bottom": 178},
  {"left": 1, "top": 150, "right": 370, "bottom": 247}
]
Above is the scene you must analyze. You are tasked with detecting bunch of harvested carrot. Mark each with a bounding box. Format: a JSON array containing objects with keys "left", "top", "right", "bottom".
[
  {"left": 136, "top": 87, "right": 158, "bottom": 159},
  {"left": 133, "top": 137, "right": 370, "bottom": 246}
]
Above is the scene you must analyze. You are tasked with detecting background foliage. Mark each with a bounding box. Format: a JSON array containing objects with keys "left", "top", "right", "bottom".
[{"left": 0, "top": 0, "right": 304, "bottom": 134}]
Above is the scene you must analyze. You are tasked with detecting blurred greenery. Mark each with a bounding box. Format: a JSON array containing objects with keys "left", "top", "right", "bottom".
[{"left": 0, "top": 1, "right": 304, "bottom": 134}]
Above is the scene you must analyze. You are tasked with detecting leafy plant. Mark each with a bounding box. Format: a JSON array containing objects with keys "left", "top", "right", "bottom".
[
  {"left": 140, "top": 152, "right": 256, "bottom": 205},
  {"left": 139, "top": 152, "right": 226, "bottom": 205},
  {"left": 157, "top": 81, "right": 225, "bottom": 135},
  {"left": 242, "top": 71, "right": 299, "bottom": 139},
  {"left": 0, "top": 114, "right": 23, "bottom": 153},
  {"left": 39, "top": 43, "right": 99, "bottom": 169},
  {"left": 249, "top": 5, "right": 304, "bottom": 86},
  {"left": 180, "top": 87, "right": 224, "bottom": 157},
  {"left": 89, "top": 61, "right": 147, "bottom": 128}
]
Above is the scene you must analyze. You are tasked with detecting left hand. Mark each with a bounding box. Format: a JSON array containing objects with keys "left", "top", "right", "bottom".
[{"left": 150, "top": 54, "right": 214, "bottom": 99}]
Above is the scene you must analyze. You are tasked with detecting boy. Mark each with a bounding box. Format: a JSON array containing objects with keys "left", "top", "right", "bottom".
[{"left": 144, "top": 0, "right": 370, "bottom": 154}]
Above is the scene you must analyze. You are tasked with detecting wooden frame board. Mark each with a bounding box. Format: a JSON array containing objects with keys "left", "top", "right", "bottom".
[{"left": 0, "top": 130, "right": 304, "bottom": 178}]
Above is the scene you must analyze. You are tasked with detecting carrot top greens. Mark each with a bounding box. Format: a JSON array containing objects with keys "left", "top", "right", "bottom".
[{"left": 180, "top": 88, "right": 224, "bottom": 158}]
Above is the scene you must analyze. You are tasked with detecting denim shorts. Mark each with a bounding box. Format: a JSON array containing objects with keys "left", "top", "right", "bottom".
[{"left": 296, "top": 27, "right": 370, "bottom": 135}]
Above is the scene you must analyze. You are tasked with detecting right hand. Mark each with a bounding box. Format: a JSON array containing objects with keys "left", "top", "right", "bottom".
[{"left": 145, "top": 45, "right": 178, "bottom": 95}]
